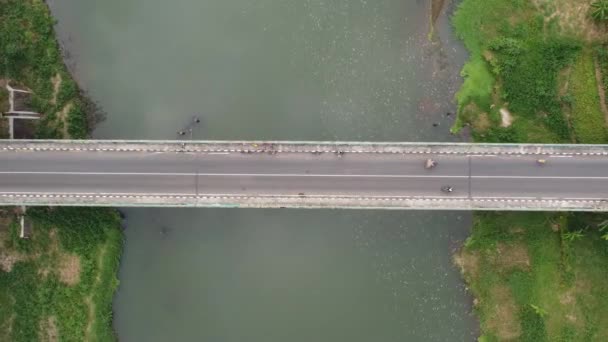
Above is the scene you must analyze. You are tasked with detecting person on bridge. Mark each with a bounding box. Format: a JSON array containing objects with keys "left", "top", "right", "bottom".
[{"left": 425, "top": 159, "right": 437, "bottom": 169}]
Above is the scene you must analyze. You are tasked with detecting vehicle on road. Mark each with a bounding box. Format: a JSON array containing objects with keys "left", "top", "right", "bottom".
[
  {"left": 441, "top": 186, "right": 453, "bottom": 193},
  {"left": 537, "top": 159, "right": 547, "bottom": 165},
  {"left": 425, "top": 159, "right": 437, "bottom": 169}
]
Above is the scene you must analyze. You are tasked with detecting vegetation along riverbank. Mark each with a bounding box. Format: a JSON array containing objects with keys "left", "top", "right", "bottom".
[
  {"left": 452, "top": 0, "right": 608, "bottom": 340},
  {"left": 0, "top": 1, "right": 123, "bottom": 340}
]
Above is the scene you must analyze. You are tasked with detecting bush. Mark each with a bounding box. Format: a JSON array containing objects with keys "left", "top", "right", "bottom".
[{"left": 490, "top": 37, "right": 580, "bottom": 139}]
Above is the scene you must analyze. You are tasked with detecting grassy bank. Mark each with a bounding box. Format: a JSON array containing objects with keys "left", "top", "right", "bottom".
[
  {"left": 456, "top": 212, "right": 608, "bottom": 341},
  {"left": 569, "top": 48, "right": 607, "bottom": 143},
  {"left": 0, "top": 208, "right": 122, "bottom": 341},
  {"left": 0, "top": 1, "right": 123, "bottom": 341},
  {"left": 0, "top": 0, "right": 99, "bottom": 139},
  {"left": 453, "top": 0, "right": 608, "bottom": 341}
]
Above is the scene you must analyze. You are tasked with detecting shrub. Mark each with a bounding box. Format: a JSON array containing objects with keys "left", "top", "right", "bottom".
[{"left": 591, "top": 0, "right": 608, "bottom": 22}]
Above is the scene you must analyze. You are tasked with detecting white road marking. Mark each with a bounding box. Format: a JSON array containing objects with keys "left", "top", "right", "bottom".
[
  {"left": 473, "top": 176, "right": 608, "bottom": 180},
  {"left": 0, "top": 192, "right": 196, "bottom": 196},
  {"left": 0, "top": 171, "right": 470, "bottom": 178},
  {"left": 474, "top": 196, "right": 538, "bottom": 199},
  {"left": 0, "top": 171, "right": 608, "bottom": 180}
]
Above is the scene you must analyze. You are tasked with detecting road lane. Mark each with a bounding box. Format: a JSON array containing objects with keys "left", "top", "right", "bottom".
[
  {"left": 472, "top": 155, "right": 608, "bottom": 178},
  {"left": 471, "top": 177, "right": 608, "bottom": 199},
  {"left": 0, "top": 173, "right": 197, "bottom": 195},
  {"left": 0, "top": 172, "right": 469, "bottom": 197},
  {"left": 0, "top": 151, "right": 469, "bottom": 176},
  {"left": 195, "top": 175, "right": 470, "bottom": 197}
]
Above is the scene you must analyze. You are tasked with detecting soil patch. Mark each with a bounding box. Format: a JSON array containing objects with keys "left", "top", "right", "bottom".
[
  {"left": 533, "top": 0, "right": 607, "bottom": 42},
  {"left": 487, "top": 285, "right": 522, "bottom": 340},
  {"left": 0, "top": 248, "right": 24, "bottom": 272},
  {"left": 0, "top": 313, "right": 15, "bottom": 342},
  {"left": 558, "top": 287, "right": 585, "bottom": 328},
  {"left": 0, "top": 209, "right": 14, "bottom": 231},
  {"left": 431, "top": 0, "right": 446, "bottom": 24},
  {"left": 500, "top": 108, "right": 513, "bottom": 127},
  {"left": 57, "top": 102, "right": 73, "bottom": 138},
  {"left": 58, "top": 253, "right": 81, "bottom": 286},
  {"left": 454, "top": 250, "right": 480, "bottom": 280},
  {"left": 0, "top": 227, "right": 25, "bottom": 272},
  {"left": 494, "top": 243, "right": 531, "bottom": 271},
  {"left": 473, "top": 112, "right": 491, "bottom": 132},
  {"left": 39, "top": 316, "right": 58, "bottom": 342},
  {"left": 50, "top": 74, "right": 62, "bottom": 105}
]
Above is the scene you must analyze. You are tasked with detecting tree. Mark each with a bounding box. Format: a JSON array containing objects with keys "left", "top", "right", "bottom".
[{"left": 591, "top": 0, "right": 608, "bottom": 22}]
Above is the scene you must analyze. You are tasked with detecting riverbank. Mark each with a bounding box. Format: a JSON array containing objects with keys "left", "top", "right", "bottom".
[
  {"left": 0, "top": 1, "right": 122, "bottom": 340},
  {"left": 452, "top": 0, "right": 608, "bottom": 340}
]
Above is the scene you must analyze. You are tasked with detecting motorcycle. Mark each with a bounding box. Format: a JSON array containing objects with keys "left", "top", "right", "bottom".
[{"left": 441, "top": 186, "right": 454, "bottom": 193}]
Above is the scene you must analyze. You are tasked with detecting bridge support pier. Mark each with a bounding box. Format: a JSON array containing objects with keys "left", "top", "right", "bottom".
[{"left": 19, "top": 206, "right": 28, "bottom": 239}]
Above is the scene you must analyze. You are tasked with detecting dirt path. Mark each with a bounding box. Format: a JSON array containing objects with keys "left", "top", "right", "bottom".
[
  {"left": 594, "top": 60, "right": 608, "bottom": 125},
  {"left": 558, "top": 66, "right": 577, "bottom": 143},
  {"left": 56, "top": 102, "right": 73, "bottom": 138},
  {"left": 431, "top": 0, "right": 447, "bottom": 23},
  {"left": 50, "top": 74, "right": 62, "bottom": 105},
  {"left": 83, "top": 244, "right": 108, "bottom": 341}
]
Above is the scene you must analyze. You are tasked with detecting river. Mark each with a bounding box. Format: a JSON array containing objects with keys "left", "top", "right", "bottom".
[{"left": 48, "top": 0, "right": 477, "bottom": 340}]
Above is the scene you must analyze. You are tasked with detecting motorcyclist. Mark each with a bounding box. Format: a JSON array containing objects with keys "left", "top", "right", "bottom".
[
  {"left": 441, "top": 186, "right": 453, "bottom": 193},
  {"left": 425, "top": 159, "right": 437, "bottom": 169}
]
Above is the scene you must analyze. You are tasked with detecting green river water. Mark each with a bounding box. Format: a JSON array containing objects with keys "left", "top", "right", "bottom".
[{"left": 48, "top": 0, "right": 477, "bottom": 340}]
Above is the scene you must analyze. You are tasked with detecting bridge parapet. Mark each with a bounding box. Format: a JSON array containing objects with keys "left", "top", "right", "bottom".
[
  {"left": 2, "top": 193, "right": 607, "bottom": 211},
  {"left": 2, "top": 139, "right": 608, "bottom": 156}
]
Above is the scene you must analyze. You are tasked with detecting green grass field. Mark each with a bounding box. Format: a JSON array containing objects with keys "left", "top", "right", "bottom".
[
  {"left": 453, "top": 0, "right": 608, "bottom": 340},
  {"left": 569, "top": 48, "right": 607, "bottom": 143},
  {"left": 0, "top": 208, "right": 123, "bottom": 341},
  {"left": 0, "top": 1, "right": 124, "bottom": 340},
  {"left": 457, "top": 213, "right": 608, "bottom": 341}
]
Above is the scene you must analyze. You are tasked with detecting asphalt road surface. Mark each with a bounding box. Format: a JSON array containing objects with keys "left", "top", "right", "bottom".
[{"left": 0, "top": 150, "right": 606, "bottom": 201}]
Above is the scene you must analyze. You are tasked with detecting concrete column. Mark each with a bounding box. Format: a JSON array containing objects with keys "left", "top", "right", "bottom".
[
  {"left": 19, "top": 206, "right": 26, "bottom": 239},
  {"left": 8, "top": 117, "right": 14, "bottom": 139}
]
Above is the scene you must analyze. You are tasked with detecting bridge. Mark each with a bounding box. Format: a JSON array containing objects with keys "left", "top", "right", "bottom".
[{"left": 1, "top": 140, "right": 608, "bottom": 211}]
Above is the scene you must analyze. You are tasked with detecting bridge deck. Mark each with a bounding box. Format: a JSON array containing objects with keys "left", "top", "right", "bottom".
[{"left": 1, "top": 140, "right": 608, "bottom": 211}]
